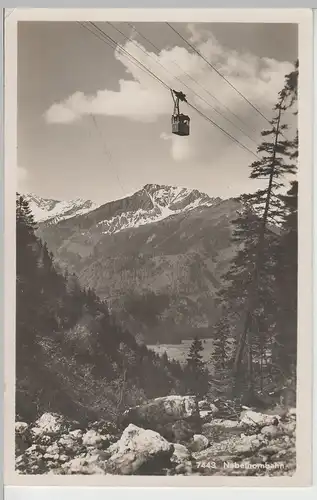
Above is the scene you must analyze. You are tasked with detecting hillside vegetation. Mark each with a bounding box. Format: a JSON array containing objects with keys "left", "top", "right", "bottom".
[{"left": 16, "top": 194, "right": 187, "bottom": 424}]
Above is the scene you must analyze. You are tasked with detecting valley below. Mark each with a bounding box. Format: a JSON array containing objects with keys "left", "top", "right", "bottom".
[{"left": 147, "top": 338, "right": 214, "bottom": 365}]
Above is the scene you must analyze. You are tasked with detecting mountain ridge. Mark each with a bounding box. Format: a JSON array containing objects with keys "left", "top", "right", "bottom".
[
  {"left": 24, "top": 184, "right": 223, "bottom": 235},
  {"left": 22, "top": 193, "right": 101, "bottom": 224},
  {"left": 34, "top": 184, "right": 242, "bottom": 343}
]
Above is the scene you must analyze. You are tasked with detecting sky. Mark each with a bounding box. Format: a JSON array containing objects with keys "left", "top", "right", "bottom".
[{"left": 17, "top": 21, "right": 298, "bottom": 204}]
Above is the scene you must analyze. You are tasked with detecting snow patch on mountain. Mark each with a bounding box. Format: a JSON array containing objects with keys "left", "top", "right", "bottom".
[{"left": 23, "top": 193, "right": 100, "bottom": 223}]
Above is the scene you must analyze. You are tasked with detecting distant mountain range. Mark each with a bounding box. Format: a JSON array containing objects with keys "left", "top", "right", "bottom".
[
  {"left": 23, "top": 193, "right": 100, "bottom": 224},
  {"left": 28, "top": 184, "right": 242, "bottom": 344}
]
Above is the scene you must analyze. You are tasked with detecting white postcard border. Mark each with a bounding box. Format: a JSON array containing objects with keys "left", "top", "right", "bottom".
[{"left": 3, "top": 7, "right": 314, "bottom": 488}]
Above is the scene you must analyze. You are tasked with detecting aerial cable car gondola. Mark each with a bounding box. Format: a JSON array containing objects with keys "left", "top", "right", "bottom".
[{"left": 171, "top": 89, "right": 190, "bottom": 137}]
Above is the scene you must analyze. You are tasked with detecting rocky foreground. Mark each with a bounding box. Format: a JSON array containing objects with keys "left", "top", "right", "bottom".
[{"left": 15, "top": 396, "right": 296, "bottom": 476}]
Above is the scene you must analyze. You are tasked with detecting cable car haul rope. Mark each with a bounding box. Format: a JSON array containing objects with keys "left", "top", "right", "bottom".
[{"left": 78, "top": 21, "right": 260, "bottom": 159}]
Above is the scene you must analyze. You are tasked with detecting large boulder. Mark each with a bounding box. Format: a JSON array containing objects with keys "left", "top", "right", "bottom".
[
  {"left": 121, "top": 396, "right": 201, "bottom": 441},
  {"left": 122, "top": 396, "right": 199, "bottom": 425},
  {"left": 106, "top": 424, "right": 174, "bottom": 475}
]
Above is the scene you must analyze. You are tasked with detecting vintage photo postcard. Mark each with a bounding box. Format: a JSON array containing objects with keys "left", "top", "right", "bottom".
[{"left": 3, "top": 7, "right": 313, "bottom": 487}]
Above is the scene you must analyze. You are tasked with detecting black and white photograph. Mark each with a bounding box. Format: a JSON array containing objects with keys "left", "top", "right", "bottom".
[{"left": 3, "top": 8, "right": 313, "bottom": 486}]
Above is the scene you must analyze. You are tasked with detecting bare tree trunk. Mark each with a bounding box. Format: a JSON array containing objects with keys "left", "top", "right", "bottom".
[
  {"left": 118, "top": 367, "right": 127, "bottom": 411},
  {"left": 247, "top": 321, "right": 254, "bottom": 394},
  {"left": 260, "top": 332, "right": 264, "bottom": 393}
]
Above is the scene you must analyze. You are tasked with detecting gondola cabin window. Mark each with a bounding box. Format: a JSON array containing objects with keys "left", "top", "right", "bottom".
[{"left": 171, "top": 113, "right": 190, "bottom": 136}]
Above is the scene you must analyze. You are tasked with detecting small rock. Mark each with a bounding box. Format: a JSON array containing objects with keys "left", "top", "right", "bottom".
[
  {"left": 212, "top": 419, "right": 243, "bottom": 428},
  {"left": 58, "top": 433, "right": 83, "bottom": 455},
  {"left": 240, "top": 410, "right": 280, "bottom": 428},
  {"left": 258, "top": 445, "right": 280, "bottom": 456},
  {"left": 31, "top": 413, "right": 64, "bottom": 438},
  {"left": 190, "top": 434, "right": 209, "bottom": 452},
  {"left": 69, "top": 429, "right": 83, "bottom": 439},
  {"left": 24, "top": 444, "right": 45, "bottom": 456},
  {"left": 280, "top": 421, "right": 296, "bottom": 435},
  {"left": 209, "top": 403, "right": 219, "bottom": 414},
  {"left": 171, "top": 443, "right": 191, "bottom": 464},
  {"left": 61, "top": 456, "right": 105, "bottom": 475},
  {"left": 15, "top": 422, "right": 32, "bottom": 456},
  {"left": 287, "top": 408, "right": 296, "bottom": 419},
  {"left": 43, "top": 443, "right": 61, "bottom": 461},
  {"left": 198, "top": 400, "right": 210, "bottom": 411},
  {"left": 175, "top": 461, "right": 193, "bottom": 475},
  {"left": 260, "top": 425, "right": 279, "bottom": 438},
  {"left": 171, "top": 419, "right": 196, "bottom": 443},
  {"left": 234, "top": 435, "right": 262, "bottom": 454},
  {"left": 36, "top": 435, "right": 54, "bottom": 446},
  {"left": 82, "top": 430, "right": 103, "bottom": 447},
  {"left": 15, "top": 422, "right": 28, "bottom": 434},
  {"left": 199, "top": 410, "right": 213, "bottom": 423}
]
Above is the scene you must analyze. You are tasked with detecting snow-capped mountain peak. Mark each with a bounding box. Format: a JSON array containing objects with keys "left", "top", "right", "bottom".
[
  {"left": 143, "top": 184, "right": 218, "bottom": 211},
  {"left": 23, "top": 184, "right": 222, "bottom": 234},
  {"left": 96, "top": 184, "right": 221, "bottom": 235},
  {"left": 22, "top": 193, "right": 100, "bottom": 223}
]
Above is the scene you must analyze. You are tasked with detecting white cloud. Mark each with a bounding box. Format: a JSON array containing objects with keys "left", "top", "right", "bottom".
[
  {"left": 43, "top": 25, "right": 294, "bottom": 165},
  {"left": 44, "top": 25, "right": 293, "bottom": 124},
  {"left": 160, "top": 132, "right": 192, "bottom": 162},
  {"left": 45, "top": 102, "right": 81, "bottom": 124}
]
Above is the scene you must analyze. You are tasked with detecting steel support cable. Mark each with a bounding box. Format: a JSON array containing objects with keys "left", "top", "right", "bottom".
[
  {"left": 79, "top": 21, "right": 260, "bottom": 159},
  {"left": 107, "top": 21, "right": 258, "bottom": 146},
  {"left": 166, "top": 22, "right": 272, "bottom": 125},
  {"left": 127, "top": 22, "right": 259, "bottom": 140}
]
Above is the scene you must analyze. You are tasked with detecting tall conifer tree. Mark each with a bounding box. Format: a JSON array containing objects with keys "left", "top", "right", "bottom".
[{"left": 213, "top": 62, "right": 298, "bottom": 400}]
